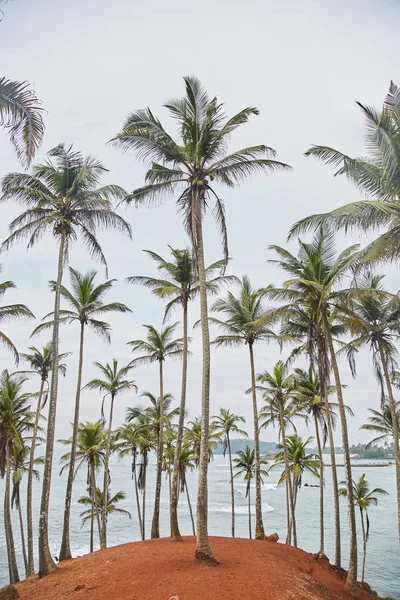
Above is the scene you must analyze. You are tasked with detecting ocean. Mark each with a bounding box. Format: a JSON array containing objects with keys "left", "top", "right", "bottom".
[{"left": 0, "top": 451, "right": 399, "bottom": 598}]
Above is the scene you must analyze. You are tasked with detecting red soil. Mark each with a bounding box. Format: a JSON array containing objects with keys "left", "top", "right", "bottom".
[{"left": 15, "top": 537, "right": 379, "bottom": 600}]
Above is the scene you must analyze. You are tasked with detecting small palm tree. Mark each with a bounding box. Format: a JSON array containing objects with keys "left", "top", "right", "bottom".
[
  {"left": 233, "top": 446, "right": 268, "bottom": 539},
  {"left": 185, "top": 417, "right": 221, "bottom": 466},
  {"left": 0, "top": 371, "right": 34, "bottom": 584},
  {"left": 33, "top": 266, "right": 132, "bottom": 561},
  {"left": 127, "top": 246, "right": 236, "bottom": 540},
  {"left": 0, "top": 265, "right": 35, "bottom": 364},
  {"left": 361, "top": 401, "right": 400, "bottom": 447},
  {"left": 210, "top": 275, "right": 277, "bottom": 540},
  {"left": 212, "top": 408, "right": 247, "bottom": 538},
  {"left": 78, "top": 488, "right": 131, "bottom": 542},
  {"left": 84, "top": 360, "right": 137, "bottom": 549},
  {"left": 19, "top": 343, "right": 68, "bottom": 575},
  {"left": 339, "top": 474, "right": 388, "bottom": 583},
  {"left": 177, "top": 441, "right": 197, "bottom": 536},
  {"left": 59, "top": 420, "right": 107, "bottom": 553},
  {"left": 1, "top": 143, "right": 131, "bottom": 576},
  {"left": 0, "top": 76, "right": 44, "bottom": 167},
  {"left": 128, "top": 323, "right": 183, "bottom": 539},
  {"left": 111, "top": 76, "right": 291, "bottom": 564}
]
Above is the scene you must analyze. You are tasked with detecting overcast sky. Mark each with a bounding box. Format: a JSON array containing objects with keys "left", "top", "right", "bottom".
[{"left": 1, "top": 0, "right": 399, "bottom": 445}]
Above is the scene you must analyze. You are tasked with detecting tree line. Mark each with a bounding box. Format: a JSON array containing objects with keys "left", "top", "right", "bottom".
[{"left": 0, "top": 76, "right": 399, "bottom": 593}]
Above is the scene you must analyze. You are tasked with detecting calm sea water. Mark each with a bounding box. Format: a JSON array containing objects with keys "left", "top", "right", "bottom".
[{"left": 0, "top": 451, "right": 398, "bottom": 598}]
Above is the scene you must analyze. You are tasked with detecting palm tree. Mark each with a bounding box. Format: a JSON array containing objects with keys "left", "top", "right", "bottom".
[
  {"left": 111, "top": 76, "right": 291, "bottom": 564},
  {"left": 339, "top": 474, "right": 388, "bottom": 583},
  {"left": 0, "top": 77, "right": 44, "bottom": 167},
  {"left": 128, "top": 323, "right": 183, "bottom": 538},
  {"left": 33, "top": 267, "right": 132, "bottom": 561},
  {"left": 0, "top": 370, "right": 33, "bottom": 584},
  {"left": 19, "top": 343, "right": 68, "bottom": 575},
  {"left": 78, "top": 488, "right": 131, "bottom": 537},
  {"left": 185, "top": 417, "right": 221, "bottom": 466},
  {"left": 291, "top": 82, "right": 400, "bottom": 267},
  {"left": 274, "top": 434, "right": 320, "bottom": 544},
  {"left": 177, "top": 441, "right": 197, "bottom": 536},
  {"left": 84, "top": 360, "right": 136, "bottom": 549},
  {"left": 212, "top": 408, "right": 247, "bottom": 538},
  {"left": 361, "top": 401, "right": 400, "bottom": 447},
  {"left": 0, "top": 264, "right": 35, "bottom": 364},
  {"left": 256, "top": 361, "right": 298, "bottom": 546},
  {"left": 343, "top": 273, "right": 400, "bottom": 539},
  {"left": 210, "top": 276, "right": 277, "bottom": 540},
  {"left": 1, "top": 143, "right": 131, "bottom": 576},
  {"left": 233, "top": 446, "right": 268, "bottom": 539},
  {"left": 59, "top": 420, "right": 107, "bottom": 553},
  {"left": 126, "top": 246, "right": 236, "bottom": 540},
  {"left": 266, "top": 229, "right": 359, "bottom": 589}
]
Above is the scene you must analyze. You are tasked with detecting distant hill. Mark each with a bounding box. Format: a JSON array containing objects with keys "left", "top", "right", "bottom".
[{"left": 214, "top": 438, "right": 276, "bottom": 455}]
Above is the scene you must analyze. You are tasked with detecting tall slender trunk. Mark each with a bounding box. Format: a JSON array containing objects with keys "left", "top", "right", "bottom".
[
  {"left": 279, "top": 405, "right": 297, "bottom": 547},
  {"left": 60, "top": 321, "right": 85, "bottom": 561},
  {"left": 26, "top": 377, "right": 45, "bottom": 576},
  {"left": 89, "top": 466, "right": 95, "bottom": 554},
  {"left": 285, "top": 480, "right": 291, "bottom": 545},
  {"left": 5, "top": 442, "right": 19, "bottom": 584},
  {"left": 248, "top": 485, "right": 252, "bottom": 539},
  {"left": 318, "top": 349, "right": 341, "bottom": 566},
  {"left": 171, "top": 298, "right": 188, "bottom": 540},
  {"left": 314, "top": 414, "right": 324, "bottom": 553},
  {"left": 151, "top": 359, "right": 164, "bottom": 538},
  {"left": 39, "top": 231, "right": 66, "bottom": 577},
  {"left": 92, "top": 465, "right": 101, "bottom": 545},
  {"left": 324, "top": 316, "right": 357, "bottom": 591},
  {"left": 360, "top": 508, "right": 367, "bottom": 584},
  {"left": 227, "top": 435, "right": 235, "bottom": 538},
  {"left": 132, "top": 451, "right": 143, "bottom": 540},
  {"left": 185, "top": 479, "right": 196, "bottom": 536},
  {"left": 17, "top": 492, "right": 28, "bottom": 576},
  {"left": 195, "top": 211, "right": 218, "bottom": 564},
  {"left": 379, "top": 345, "right": 400, "bottom": 541},
  {"left": 248, "top": 342, "right": 265, "bottom": 540},
  {"left": 142, "top": 451, "right": 147, "bottom": 540},
  {"left": 101, "top": 392, "right": 115, "bottom": 549}
]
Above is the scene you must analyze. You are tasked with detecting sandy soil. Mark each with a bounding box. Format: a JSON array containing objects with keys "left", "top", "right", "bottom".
[{"left": 14, "top": 537, "right": 380, "bottom": 600}]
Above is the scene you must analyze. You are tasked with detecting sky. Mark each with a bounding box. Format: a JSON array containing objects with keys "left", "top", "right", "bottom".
[{"left": 0, "top": 0, "right": 399, "bottom": 444}]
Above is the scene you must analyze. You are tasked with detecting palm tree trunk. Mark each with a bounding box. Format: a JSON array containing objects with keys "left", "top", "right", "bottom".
[
  {"left": 248, "top": 342, "right": 265, "bottom": 540},
  {"left": 142, "top": 451, "right": 147, "bottom": 540},
  {"left": 26, "top": 377, "right": 45, "bottom": 576},
  {"left": 195, "top": 211, "right": 218, "bottom": 564},
  {"left": 17, "top": 492, "right": 28, "bottom": 576},
  {"left": 90, "top": 479, "right": 94, "bottom": 554},
  {"left": 279, "top": 406, "right": 297, "bottom": 547},
  {"left": 360, "top": 508, "right": 367, "bottom": 584},
  {"left": 101, "top": 392, "right": 115, "bottom": 549},
  {"left": 133, "top": 451, "right": 143, "bottom": 540},
  {"left": 318, "top": 349, "right": 341, "bottom": 566},
  {"left": 60, "top": 321, "right": 85, "bottom": 561},
  {"left": 285, "top": 481, "right": 291, "bottom": 545},
  {"left": 324, "top": 316, "right": 357, "bottom": 591},
  {"left": 39, "top": 231, "right": 66, "bottom": 577},
  {"left": 92, "top": 464, "right": 101, "bottom": 545},
  {"left": 5, "top": 442, "right": 19, "bottom": 584},
  {"left": 248, "top": 485, "right": 252, "bottom": 539},
  {"left": 314, "top": 414, "right": 324, "bottom": 553},
  {"left": 151, "top": 359, "right": 164, "bottom": 539},
  {"left": 379, "top": 345, "right": 400, "bottom": 541},
  {"left": 171, "top": 298, "right": 188, "bottom": 541},
  {"left": 185, "top": 479, "right": 196, "bottom": 536},
  {"left": 227, "top": 435, "right": 235, "bottom": 538}
]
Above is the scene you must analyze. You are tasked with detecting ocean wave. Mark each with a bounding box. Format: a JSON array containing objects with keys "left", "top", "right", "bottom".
[{"left": 210, "top": 502, "right": 274, "bottom": 515}]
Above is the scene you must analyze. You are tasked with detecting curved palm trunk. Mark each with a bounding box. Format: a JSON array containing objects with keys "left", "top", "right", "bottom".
[
  {"left": 60, "top": 321, "right": 85, "bottom": 561},
  {"left": 133, "top": 450, "right": 143, "bottom": 540},
  {"left": 185, "top": 479, "right": 196, "bottom": 536},
  {"left": 39, "top": 231, "right": 66, "bottom": 577},
  {"left": 324, "top": 317, "right": 357, "bottom": 591},
  {"left": 151, "top": 359, "right": 164, "bottom": 539},
  {"left": 26, "top": 377, "right": 45, "bottom": 576},
  {"left": 17, "top": 492, "right": 28, "bottom": 576},
  {"left": 142, "top": 451, "right": 147, "bottom": 540},
  {"left": 195, "top": 213, "right": 218, "bottom": 564},
  {"left": 379, "top": 345, "right": 400, "bottom": 541},
  {"left": 101, "top": 392, "right": 115, "bottom": 549},
  {"left": 285, "top": 480, "right": 291, "bottom": 545},
  {"left": 171, "top": 299, "right": 188, "bottom": 541},
  {"left": 360, "top": 508, "right": 367, "bottom": 584},
  {"left": 227, "top": 435, "right": 235, "bottom": 538},
  {"left": 5, "top": 443, "right": 19, "bottom": 584},
  {"left": 248, "top": 485, "right": 252, "bottom": 539},
  {"left": 279, "top": 405, "right": 297, "bottom": 547},
  {"left": 92, "top": 465, "right": 101, "bottom": 544},
  {"left": 314, "top": 414, "right": 324, "bottom": 553},
  {"left": 249, "top": 343, "right": 265, "bottom": 540}
]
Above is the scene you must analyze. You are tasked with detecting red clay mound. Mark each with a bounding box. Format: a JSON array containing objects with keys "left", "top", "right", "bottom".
[{"left": 15, "top": 537, "right": 379, "bottom": 600}]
